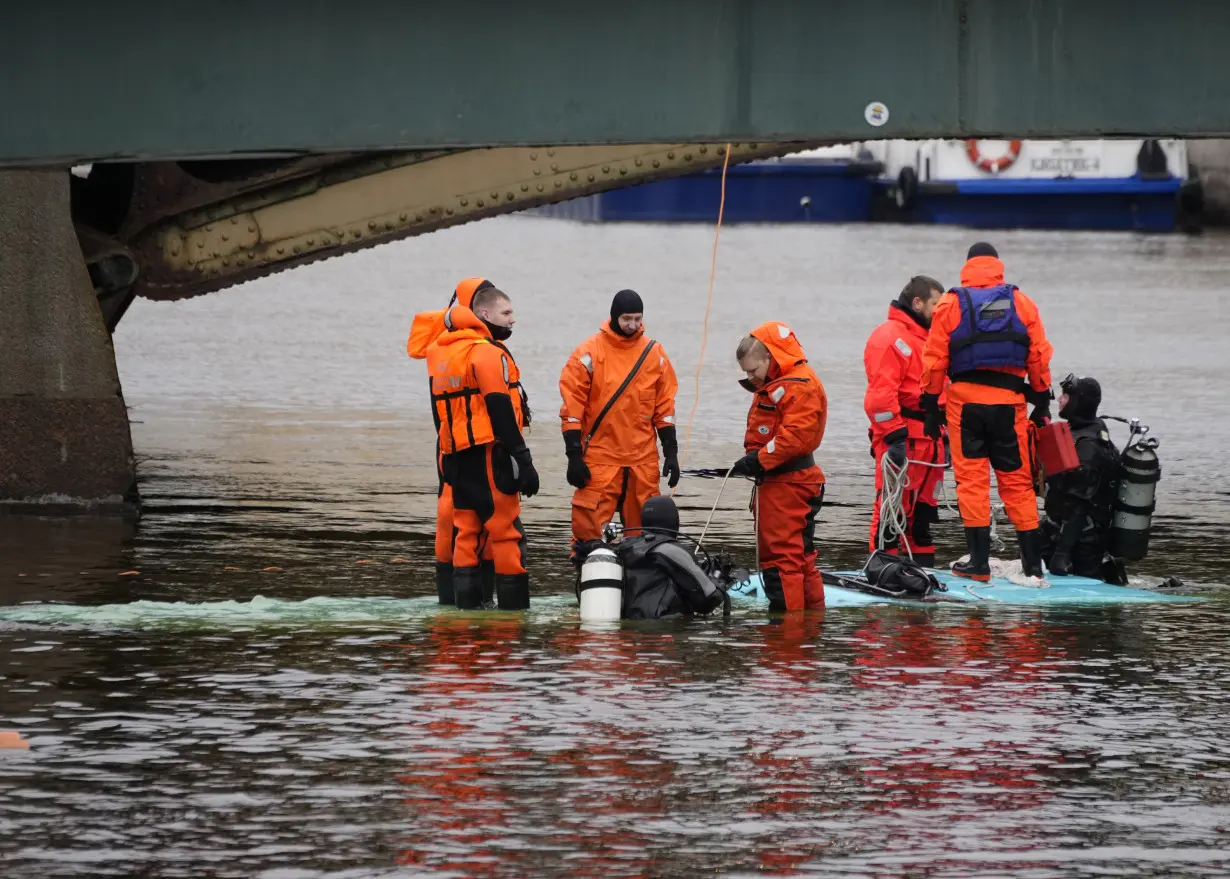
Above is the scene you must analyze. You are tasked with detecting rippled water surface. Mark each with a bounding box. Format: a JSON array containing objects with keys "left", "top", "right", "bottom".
[{"left": 3, "top": 218, "right": 1230, "bottom": 877}]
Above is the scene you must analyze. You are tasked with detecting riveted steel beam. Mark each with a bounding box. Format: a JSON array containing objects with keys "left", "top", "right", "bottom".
[{"left": 130, "top": 142, "right": 822, "bottom": 301}]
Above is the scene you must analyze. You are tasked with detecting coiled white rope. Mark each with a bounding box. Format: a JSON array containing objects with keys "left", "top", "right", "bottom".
[
  {"left": 875, "top": 453, "right": 914, "bottom": 559},
  {"left": 875, "top": 448, "right": 951, "bottom": 561}
]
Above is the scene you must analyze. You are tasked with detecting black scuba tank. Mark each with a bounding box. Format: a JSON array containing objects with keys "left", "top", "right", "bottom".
[{"left": 1110, "top": 428, "right": 1161, "bottom": 563}]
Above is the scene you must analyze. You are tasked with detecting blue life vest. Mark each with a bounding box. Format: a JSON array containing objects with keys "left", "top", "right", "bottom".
[{"left": 947, "top": 284, "right": 1030, "bottom": 376}]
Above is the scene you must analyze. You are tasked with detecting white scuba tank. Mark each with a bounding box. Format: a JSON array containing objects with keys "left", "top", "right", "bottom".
[
  {"left": 578, "top": 546, "right": 624, "bottom": 621},
  {"left": 1111, "top": 436, "right": 1160, "bottom": 562}
]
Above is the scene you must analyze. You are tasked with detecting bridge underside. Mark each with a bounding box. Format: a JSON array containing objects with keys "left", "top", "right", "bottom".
[{"left": 9, "top": 0, "right": 1230, "bottom": 318}]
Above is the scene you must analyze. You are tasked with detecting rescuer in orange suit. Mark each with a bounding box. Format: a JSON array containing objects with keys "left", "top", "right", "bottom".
[
  {"left": 919, "top": 242, "right": 1055, "bottom": 581},
  {"left": 558, "top": 290, "right": 680, "bottom": 552},
  {"left": 426, "top": 286, "right": 539, "bottom": 610},
  {"left": 863, "top": 275, "right": 948, "bottom": 566},
  {"left": 407, "top": 277, "right": 513, "bottom": 604},
  {"left": 729, "top": 322, "right": 827, "bottom": 611}
]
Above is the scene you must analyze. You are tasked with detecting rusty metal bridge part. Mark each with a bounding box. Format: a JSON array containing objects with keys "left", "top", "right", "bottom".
[{"left": 70, "top": 143, "right": 826, "bottom": 313}]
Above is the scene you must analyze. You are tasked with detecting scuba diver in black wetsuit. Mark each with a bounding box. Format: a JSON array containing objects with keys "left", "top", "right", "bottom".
[
  {"left": 576, "top": 496, "right": 732, "bottom": 620},
  {"left": 1040, "top": 375, "right": 1129, "bottom": 584},
  {"left": 617, "top": 496, "right": 732, "bottom": 619}
]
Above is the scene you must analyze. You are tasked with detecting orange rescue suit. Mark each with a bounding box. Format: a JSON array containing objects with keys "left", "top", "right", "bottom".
[
  {"left": 863, "top": 302, "right": 946, "bottom": 557},
  {"left": 920, "top": 256, "right": 1053, "bottom": 530},
  {"left": 426, "top": 305, "right": 533, "bottom": 607},
  {"left": 741, "top": 322, "right": 827, "bottom": 612},
  {"left": 408, "top": 278, "right": 498, "bottom": 600},
  {"left": 558, "top": 322, "right": 678, "bottom": 543}
]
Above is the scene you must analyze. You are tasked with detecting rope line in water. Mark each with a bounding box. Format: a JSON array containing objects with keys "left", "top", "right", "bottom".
[
  {"left": 695, "top": 464, "right": 738, "bottom": 554},
  {"left": 675, "top": 142, "right": 732, "bottom": 494}
]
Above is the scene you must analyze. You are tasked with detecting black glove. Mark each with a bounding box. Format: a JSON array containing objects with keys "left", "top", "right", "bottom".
[
  {"left": 1026, "top": 386, "right": 1053, "bottom": 427},
  {"left": 512, "top": 447, "right": 539, "bottom": 498},
  {"left": 884, "top": 427, "right": 908, "bottom": 468},
  {"left": 1049, "top": 550, "right": 1072, "bottom": 575},
  {"left": 658, "top": 425, "right": 681, "bottom": 489},
  {"left": 729, "top": 451, "right": 764, "bottom": 479},
  {"left": 920, "top": 392, "right": 943, "bottom": 441},
  {"left": 562, "top": 429, "right": 590, "bottom": 490}
]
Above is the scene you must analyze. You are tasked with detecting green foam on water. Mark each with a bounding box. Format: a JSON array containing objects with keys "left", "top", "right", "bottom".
[{"left": 0, "top": 594, "right": 586, "bottom": 631}]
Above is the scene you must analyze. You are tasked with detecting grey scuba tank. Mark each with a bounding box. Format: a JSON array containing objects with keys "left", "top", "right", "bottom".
[{"left": 1110, "top": 433, "right": 1160, "bottom": 563}]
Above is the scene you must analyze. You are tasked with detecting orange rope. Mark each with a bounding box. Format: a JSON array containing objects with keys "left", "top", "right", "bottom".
[{"left": 673, "top": 142, "right": 731, "bottom": 496}]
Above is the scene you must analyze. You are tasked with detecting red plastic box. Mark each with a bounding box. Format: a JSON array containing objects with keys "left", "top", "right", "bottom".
[{"left": 1036, "top": 420, "right": 1080, "bottom": 476}]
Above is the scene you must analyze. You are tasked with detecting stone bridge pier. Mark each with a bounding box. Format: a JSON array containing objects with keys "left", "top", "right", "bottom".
[{"left": 0, "top": 170, "right": 137, "bottom": 513}]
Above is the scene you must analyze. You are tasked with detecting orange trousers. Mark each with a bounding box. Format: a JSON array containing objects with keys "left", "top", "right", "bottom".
[
  {"left": 434, "top": 484, "right": 493, "bottom": 566},
  {"left": 869, "top": 435, "right": 944, "bottom": 553},
  {"left": 756, "top": 470, "right": 826, "bottom": 612},
  {"left": 946, "top": 382, "right": 1039, "bottom": 531},
  {"left": 570, "top": 459, "right": 659, "bottom": 543},
  {"left": 448, "top": 445, "right": 527, "bottom": 576}
]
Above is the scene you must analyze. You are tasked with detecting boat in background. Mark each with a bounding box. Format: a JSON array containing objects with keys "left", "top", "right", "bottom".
[
  {"left": 525, "top": 139, "right": 1203, "bottom": 233},
  {"left": 868, "top": 138, "right": 1203, "bottom": 233},
  {"left": 525, "top": 145, "right": 883, "bottom": 224}
]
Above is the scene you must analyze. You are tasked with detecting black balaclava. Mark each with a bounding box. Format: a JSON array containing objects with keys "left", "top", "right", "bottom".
[
  {"left": 641, "top": 495, "right": 680, "bottom": 536},
  {"left": 967, "top": 241, "right": 999, "bottom": 260},
  {"left": 1059, "top": 375, "right": 1102, "bottom": 422},
  {"left": 483, "top": 320, "right": 512, "bottom": 342},
  {"left": 609, "top": 288, "right": 644, "bottom": 336}
]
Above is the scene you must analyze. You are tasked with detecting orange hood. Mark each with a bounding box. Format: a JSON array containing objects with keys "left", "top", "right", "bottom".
[
  {"left": 750, "top": 321, "right": 808, "bottom": 379},
  {"left": 438, "top": 305, "right": 491, "bottom": 342},
  {"left": 407, "top": 277, "right": 493, "bottom": 359},
  {"left": 958, "top": 256, "right": 1005, "bottom": 288}
]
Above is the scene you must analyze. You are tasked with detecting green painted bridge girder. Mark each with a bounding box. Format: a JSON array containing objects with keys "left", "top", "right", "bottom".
[{"left": 1, "top": 0, "right": 1228, "bottom": 167}]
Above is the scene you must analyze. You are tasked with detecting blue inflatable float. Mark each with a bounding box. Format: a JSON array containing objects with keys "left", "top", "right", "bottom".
[{"left": 726, "top": 568, "right": 1202, "bottom": 608}]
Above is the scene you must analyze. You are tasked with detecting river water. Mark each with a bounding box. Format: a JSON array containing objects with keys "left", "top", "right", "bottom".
[{"left": 2, "top": 218, "right": 1229, "bottom": 877}]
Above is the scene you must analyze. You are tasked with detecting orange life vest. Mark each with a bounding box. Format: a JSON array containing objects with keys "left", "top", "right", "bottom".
[{"left": 426, "top": 306, "right": 526, "bottom": 454}]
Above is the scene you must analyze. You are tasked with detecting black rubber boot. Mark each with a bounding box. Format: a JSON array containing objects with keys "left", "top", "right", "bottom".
[
  {"left": 435, "top": 561, "right": 455, "bottom": 605},
  {"left": 951, "top": 526, "right": 991, "bottom": 582},
  {"left": 1017, "top": 529, "right": 1045, "bottom": 578},
  {"left": 453, "top": 565, "right": 484, "bottom": 610},
  {"left": 911, "top": 551, "right": 936, "bottom": 568},
  {"left": 762, "top": 568, "right": 787, "bottom": 612},
  {"left": 495, "top": 573, "right": 530, "bottom": 611},
  {"left": 480, "top": 560, "right": 495, "bottom": 607}
]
